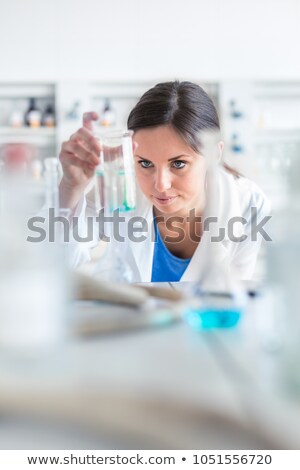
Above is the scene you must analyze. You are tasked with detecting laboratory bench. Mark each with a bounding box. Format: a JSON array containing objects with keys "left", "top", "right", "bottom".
[{"left": 0, "top": 286, "right": 299, "bottom": 450}]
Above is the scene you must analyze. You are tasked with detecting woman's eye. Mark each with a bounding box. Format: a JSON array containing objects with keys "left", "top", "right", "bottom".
[
  {"left": 172, "top": 160, "right": 186, "bottom": 169},
  {"left": 139, "top": 160, "right": 153, "bottom": 168}
]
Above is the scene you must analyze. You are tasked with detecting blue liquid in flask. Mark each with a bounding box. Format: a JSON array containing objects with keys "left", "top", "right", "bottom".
[{"left": 185, "top": 293, "right": 243, "bottom": 330}]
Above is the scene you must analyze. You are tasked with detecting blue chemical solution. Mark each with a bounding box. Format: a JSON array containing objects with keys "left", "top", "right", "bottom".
[
  {"left": 96, "top": 169, "right": 136, "bottom": 213},
  {"left": 185, "top": 304, "right": 243, "bottom": 330}
]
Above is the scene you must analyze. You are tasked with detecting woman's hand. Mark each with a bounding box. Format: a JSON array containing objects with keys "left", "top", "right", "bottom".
[{"left": 59, "top": 112, "right": 101, "bottom": 210}]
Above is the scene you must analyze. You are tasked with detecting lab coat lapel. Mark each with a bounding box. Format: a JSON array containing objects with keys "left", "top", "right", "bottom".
[
  {"left": 181, "top": 231, "right": 229, "bottom": 281},
  {"left": 182, "top": 170, "right": 245, "bottom": 282}
]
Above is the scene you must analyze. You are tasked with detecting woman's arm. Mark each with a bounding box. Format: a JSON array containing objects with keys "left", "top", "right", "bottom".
[{"left": 59, "top": 111, "right": 100, "bottom": 211}]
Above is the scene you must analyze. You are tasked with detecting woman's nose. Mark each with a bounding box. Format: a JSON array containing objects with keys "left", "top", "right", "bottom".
[{"left": 154, "top": 169, "right": 172, "bottom": 193}]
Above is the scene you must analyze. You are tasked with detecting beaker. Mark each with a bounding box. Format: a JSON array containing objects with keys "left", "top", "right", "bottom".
[
  {"left": 93, "top": 130, "right": 136, "bottom": 283},
  {"left": 184, "top": 284, "right": 246, "bottom": 330},
  {"left": 94, "top": 130, "right": 136, "bottom": 213}
]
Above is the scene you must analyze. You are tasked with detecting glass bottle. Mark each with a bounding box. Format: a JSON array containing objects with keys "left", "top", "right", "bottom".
[
  {"left": 24, "top": 98, "right": 42, "bottom": 128},
  {"left": 66, "top": 101, "right": 81, "bottom": 120},
  {"left": 100, "top": 99, "right": 116, "bottom": 128},
  {"left": 9, "top": 100, "right": 23, "bottom": 128},
  {"left": 42, "top": 104, "right": 55, "bottom": 128},
  {"left": 230, "top": 133, "right": 243, "bottom": 153},
  {"left": 229, "top": 99, "right": 243, "bottom": 119}
]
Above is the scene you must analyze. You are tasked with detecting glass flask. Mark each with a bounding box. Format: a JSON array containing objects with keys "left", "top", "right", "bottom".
[
  {"left": 265, "top": 143, "right": 300, "bottom": 394},
  {"left": 93, "top": 129, "right": 136, "bottom": 283},
  {"left": 184, "top": 274, "right": 246, "bottom": 331},
  {"left": 183, "top": 130, "right": 247, "bottom": 330},
  {"left": 94, "top": 130, "right": 136, "bottom": 213}
]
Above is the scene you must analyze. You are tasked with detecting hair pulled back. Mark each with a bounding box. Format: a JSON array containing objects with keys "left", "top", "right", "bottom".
[{"left": 127, "top": 81, "right": 220, "bottom": 153}]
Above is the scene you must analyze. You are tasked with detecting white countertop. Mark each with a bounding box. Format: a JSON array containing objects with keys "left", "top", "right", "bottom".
[{"left": 0, "top": 291, "right": 299, "bottom": 449}]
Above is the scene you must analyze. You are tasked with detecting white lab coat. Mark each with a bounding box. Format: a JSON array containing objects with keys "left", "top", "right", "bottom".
[{"left": 70, "top": 168, "right": 270, "bottom": 282}]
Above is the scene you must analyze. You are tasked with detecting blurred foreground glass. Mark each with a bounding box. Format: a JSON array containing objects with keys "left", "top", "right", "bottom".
[
  {"left": 0, "top": 173, "right": 70, "bottom": 351},
  {"left": 93, "top": 130, "right": 136, "bottom": 283},
  {"left": 94, "top": 130, "right": 136, "bottom": 213},
  {"left": 254, "top": 143, "right": 298, "bottom": 210},
  {"left": 183, "top": 130, "right": 247, "bottom": 330},
  {"left": 265, "top": 144, "right": 300, "bottom": 395}
]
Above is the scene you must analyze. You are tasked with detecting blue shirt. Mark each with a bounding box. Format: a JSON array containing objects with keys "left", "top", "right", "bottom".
[{"left": 151, "top": 217, "right": 191, "bottom": 282}]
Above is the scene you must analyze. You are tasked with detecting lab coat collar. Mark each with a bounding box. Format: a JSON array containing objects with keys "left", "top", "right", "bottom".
[
  {"left": 183, "top": 170, "right": 245, "bottom": 281},
  {"left": 216, "top": 168, "right": 245, "bottom": 241}
]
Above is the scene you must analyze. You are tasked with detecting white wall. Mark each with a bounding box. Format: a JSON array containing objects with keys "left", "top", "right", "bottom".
[{"left": 0, "top": 0, "right": 299, "bottom": 81}]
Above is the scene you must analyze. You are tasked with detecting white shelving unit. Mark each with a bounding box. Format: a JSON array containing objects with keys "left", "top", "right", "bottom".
[
  {"left": 252, "top": 82, "right": 300, "bottom": 136},
  {"left": 0, "top": 83, "right": 57, "bottom": 165},
  {"left": 219, "top": 81, "right": 300, "bottom": 210},
  {"left": 251, "top": 82, "right": 300, "bottom": 209}
]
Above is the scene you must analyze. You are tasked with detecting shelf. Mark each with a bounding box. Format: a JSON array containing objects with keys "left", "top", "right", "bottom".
[
  {"left": 0, "top": 127, "right": 57, "bottom": 147},
  {"left": 253, "top": 82, "right": 300, "bottom": 99},
  {"left": 254, "top": 128, "right": 300, "bottom": 144},
  {"left": 254, "top": 127, "right": 300, "bottom": 133},
  {"left": 90, "top": 82, "right": 152, "bottom": 99},
  {"left": 0, "top": 83, "right": 55, "bottom": 99},
  {"left": 0, "top": 127, "right": 56, "bottom": 136},
  {"left": 90, "top": 81, "right": 219, "bottom": 100}
]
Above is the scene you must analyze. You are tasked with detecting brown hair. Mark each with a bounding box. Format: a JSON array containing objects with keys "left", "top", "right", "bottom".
[{"left": 128, "top": 80, "right": 239, "bottom": 177}]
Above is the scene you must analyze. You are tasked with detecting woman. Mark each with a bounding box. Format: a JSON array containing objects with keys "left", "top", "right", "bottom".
[{"left": 59, "top": 81, "right": 270, "bottom": 282}]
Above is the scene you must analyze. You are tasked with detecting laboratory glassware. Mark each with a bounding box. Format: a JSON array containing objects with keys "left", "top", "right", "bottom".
[
  {"left": 266, "top": 143, "right": 300, "bottom": 394},
  {"left": 94, "top": 129, "right": 136, "bottom": 214},
  {"left": 44, "top": 157, "right": 59, "bottom": 210},
  {"left": 184, "top": 130, "right": 247, "bottom": 330},
  {"left": 93, "top": 129, "right": 136, "bottom": 283},
  {"left": 0, "top": 174, "right": 70, "bottom": 351}
]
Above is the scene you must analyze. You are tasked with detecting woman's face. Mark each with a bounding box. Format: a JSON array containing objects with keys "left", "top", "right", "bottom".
[{"left": 133, "top": 125, "right": 207, "bottom": 217}]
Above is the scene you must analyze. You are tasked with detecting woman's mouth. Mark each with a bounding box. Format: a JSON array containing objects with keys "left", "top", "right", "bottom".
[{"left": 153, "top": 195, "right": 178, "bottom": 205}]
